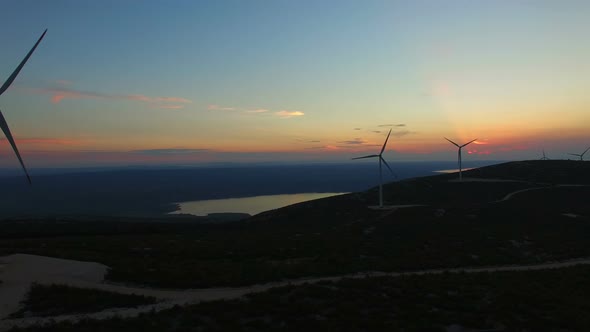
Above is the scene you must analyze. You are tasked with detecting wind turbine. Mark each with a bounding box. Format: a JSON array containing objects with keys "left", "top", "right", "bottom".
[
  {"left": 444, "top": 137, "right": 477, "bottom": 182},
  {"left": 540, "top": 149, "right": 549, "bottom": 160},
  {"left": 568, "top": 147, "right": 590, "bottom": 161},
  {"left": 352, "top": 129, "right": 395, "bottom": 208},
  {"left": 0, "top": 29, "right": 47, "bottom": 184}
]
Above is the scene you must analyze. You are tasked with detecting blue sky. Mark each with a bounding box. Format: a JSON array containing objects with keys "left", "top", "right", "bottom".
[{"left": 1, "top": 0, "right": 589, "bottom": 167}]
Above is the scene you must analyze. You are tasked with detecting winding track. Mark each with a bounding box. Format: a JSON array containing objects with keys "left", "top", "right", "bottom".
[{"left": 495, "top": 184, "right": 590, "bottom": 202}]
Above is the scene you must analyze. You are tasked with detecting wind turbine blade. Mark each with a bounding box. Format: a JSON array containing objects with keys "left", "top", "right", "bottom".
[
  {"left": 0, "top": 110, "right": 31, "bottom": 184},
  {"left": 460, "top": 138, "right": 478, "bottom": 148},
  {"left": 444, "top": 137, "right": 460, "bottom": 148},
  {"left": 0, "top": 29, "right": 47, "bottom": 96},
  {"left": 568, "top": 153, "right": 581, "bottom": 157},
  {"left": 582, "top": 147, "right": 590, "bottom": 157},
  {"left": 352, "top": 154, "right": 379, "bottom": 160},
  {"left": 380, "top": 129, "right": 392, "bottom": 155},
  {"left": 380, "top": 156, "right": 397, "bottom": 178}
]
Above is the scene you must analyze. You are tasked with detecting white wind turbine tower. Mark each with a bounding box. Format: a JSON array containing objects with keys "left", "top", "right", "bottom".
[
  {"left": 568, "top": 147, "right": 590, "bottom": 161},
  {"left": 0, "top": 29, "right": 47, "bottom": 184},
  {"left": 444, "top": 137, "right": 477, "bottom": 182},
  {"left": 352, "top": 129, "right": 395, "bottom": 208}
]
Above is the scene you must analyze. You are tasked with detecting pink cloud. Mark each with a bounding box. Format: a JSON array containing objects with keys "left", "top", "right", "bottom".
[
  {"left": 40, "top": 88, "right": 102, "bottom": 104},
  {"left": 246, "top": 109, "right": 269, "bottom": 113},
  {"left": 51, "top": 94, "right": 66, "bottom": 103}
]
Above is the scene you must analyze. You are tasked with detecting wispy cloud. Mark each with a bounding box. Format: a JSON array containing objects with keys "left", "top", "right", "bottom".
[
  {"left": 128, "top": 95, "right": 192, "bottom": 104},
  {"left": 206, "top": 105, "right": 302, "bottom": 118},
  {"left": 207, "top": 104, "right": 237, "bottom": 111},
  {"left": 378, "top": 124, "right": 406, "bottom": 127},
  {"left": 295, "top": 137, "right": 321, "bottom": 143},
  {"left": 29, "top": 83, "right": 192, "bottom": 109},
  {"left": 390, "top": 130, "right": 414, "bottom": 138},
  {"left": 338, "top": 138, "right": 368, "bottom": 145},
  {"left": 132, "top": 148, "right": 210, "bottom": 155},
  {"left": 155, "top": 104, "right": 186, "bottom": 110},
  {"left": 275, "top": 110, "right": 304, "bottom": 118},
  {"left": 2, "top": 137, "right": 83, "bottom": 145},
  {"left": 304, "top": 145, "right": 341, "bottom": 151},
  {"left": 353, "top": 128, "right": 362, "bottom": 130}
]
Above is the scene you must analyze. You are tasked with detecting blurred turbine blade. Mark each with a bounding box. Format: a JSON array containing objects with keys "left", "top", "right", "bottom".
[
  {"left": 380, "top": 129, "right": 392, "bottom": 155},
  {"left": 461, "top": 138, "right": 478, "bottom": 148},
  {"left": 0, "top": 110, "right": 31, "bottom": 184},
  {"left": 0, "top": 29, "right": 47, "bottom": 96},
  {"left": 352, "top": 154, "right": 379, "bottom": 160},
  {"left": 380, "top": 156, "right": 397, "bottom": 178},
  {"left": 444, "top": 137, "right": 459, "bottom": 148}
]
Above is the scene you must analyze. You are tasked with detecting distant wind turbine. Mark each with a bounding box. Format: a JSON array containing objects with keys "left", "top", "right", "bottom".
[
  {"left": 444, "top": 137, "right": 477, "bottom": 182},
  {"left": 0, "top": 29, "right": 47, "bottom": 184},
  {"left": 352, "top": 129, "right": 395, "bottom": 208},
  {"left": 568, "top": 147, "right": 590, "bottom": 161},
  {"left": 540, "top": 149, "right": 549, "bottom": 160}
]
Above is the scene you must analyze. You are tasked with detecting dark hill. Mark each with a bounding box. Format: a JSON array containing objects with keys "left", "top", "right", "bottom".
[
  {"left": 462, "top": 160, "right": 590, "bottom": 184},
  {"left": 3, "top": 160, "right": 588, "bottom": 288}
]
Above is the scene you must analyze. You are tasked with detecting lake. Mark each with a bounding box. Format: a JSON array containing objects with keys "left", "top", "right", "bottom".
[
  {"left": 433, "top": 167, "right": 476, "bottom": 174},
  {"left": 170, "top": 192, "right": 347, "bottom": 217}
]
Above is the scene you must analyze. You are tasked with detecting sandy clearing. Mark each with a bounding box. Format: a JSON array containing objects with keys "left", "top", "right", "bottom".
[
  {"left": 1, "top": 254, "right": 590, "bottom": 330},
  {"left": 0, "top": 254, "right": 108, "bottom": 320}
]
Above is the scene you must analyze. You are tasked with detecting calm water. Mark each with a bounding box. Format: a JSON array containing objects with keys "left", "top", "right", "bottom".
[
  {"left": 433, "top": 167, "right": 476, "bottom": 174},
  {"left": 171, "top": 192, "right": 346, "bottom": 216}
]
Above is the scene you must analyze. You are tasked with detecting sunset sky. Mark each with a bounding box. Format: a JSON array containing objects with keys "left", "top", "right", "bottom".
[{"left": 1, "top": 0, "right": 589, "bottom": 167}]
